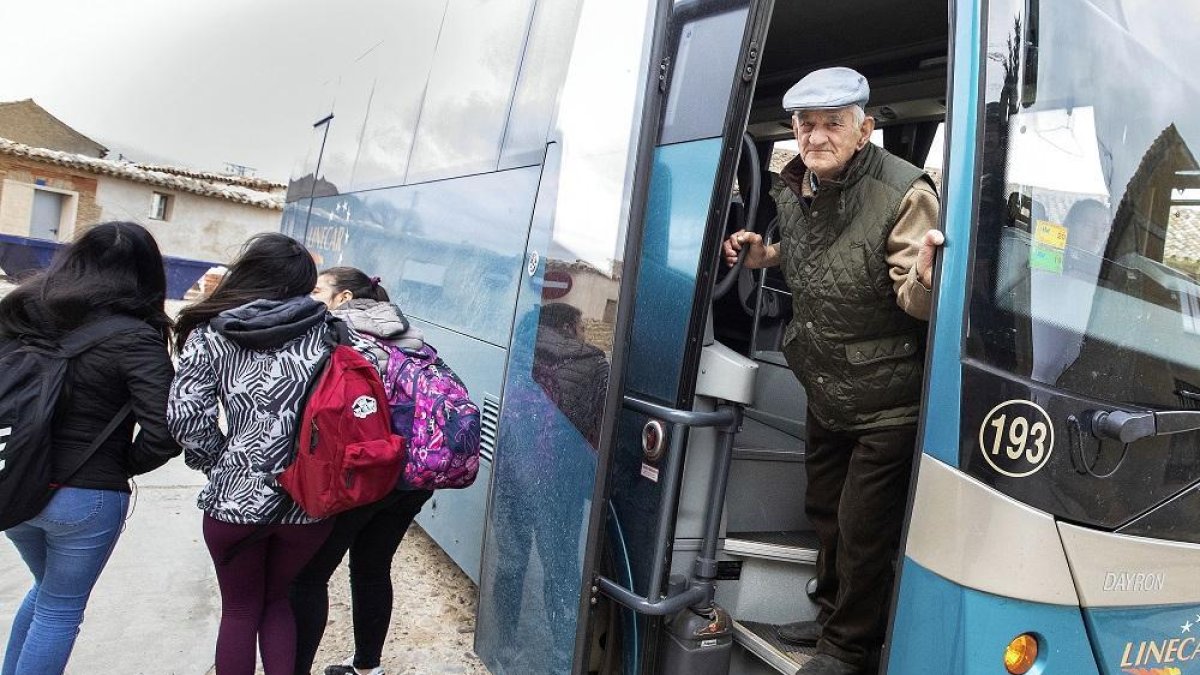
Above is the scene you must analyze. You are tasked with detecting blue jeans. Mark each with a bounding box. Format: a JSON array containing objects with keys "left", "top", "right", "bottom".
[{"left": 3, "top": 487, "right": 130, "bottom": 675}]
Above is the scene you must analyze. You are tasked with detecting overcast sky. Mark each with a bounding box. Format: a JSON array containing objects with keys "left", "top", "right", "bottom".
[{"left": 0, "top": 1, "right": 390, "bottom": 181}]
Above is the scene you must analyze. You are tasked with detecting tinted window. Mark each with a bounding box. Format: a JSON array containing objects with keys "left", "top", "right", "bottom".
[
  {"left": 968, "top": 0, "right": 1200, "bottom": 409},
  {"left": 498, "top": 0, "right": 586, "bottom": 168},
  {"left": 307, "top": 167, "right": 540, "bottom": 345},
  {"left": 347, "top": 2, "right": 448, "bottom": 192},
  {"left": 405, "top": 0, "right": 537, "bottom": 184}
]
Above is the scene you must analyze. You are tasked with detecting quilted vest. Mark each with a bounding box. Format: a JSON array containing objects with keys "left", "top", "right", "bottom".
[{"left": 776, "top": 143, "right": 931, "bottom": 431}]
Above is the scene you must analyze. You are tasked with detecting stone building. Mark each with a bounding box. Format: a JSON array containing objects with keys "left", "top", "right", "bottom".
[
  {"left": 0, "top": 99, "right": 107, "bottom": 158},
  {"left": 0, "top": 138, "right": 284, "bottom": 263},
  {"left": 0, "top": 99, "right": 284, "bottom": 267}
]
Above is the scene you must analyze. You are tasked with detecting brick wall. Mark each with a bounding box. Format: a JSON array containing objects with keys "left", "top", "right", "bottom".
[{"left": 0, "top": 154, "right": 100, "bottom": 240}]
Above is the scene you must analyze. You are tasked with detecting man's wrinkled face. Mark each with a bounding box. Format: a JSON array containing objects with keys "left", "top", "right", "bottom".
[{"left": 793, "top": 107, "right": 874, "bottom": 181}]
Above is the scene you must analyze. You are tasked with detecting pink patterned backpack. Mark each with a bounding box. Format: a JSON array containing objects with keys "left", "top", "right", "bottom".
[{"left": 377, "top": 341, "right": 481, "bottom": 490}]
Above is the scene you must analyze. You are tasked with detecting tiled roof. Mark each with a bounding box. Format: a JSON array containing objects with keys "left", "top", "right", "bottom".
[
  {"left": 1168, "top": 207, "right": 1200, "bottom": 262},
  {"left": 136, "top": 164, "right": 285, "bottom": 192},
  {"left": 0, "top": 137, "right": 282, "bottom": 210}
]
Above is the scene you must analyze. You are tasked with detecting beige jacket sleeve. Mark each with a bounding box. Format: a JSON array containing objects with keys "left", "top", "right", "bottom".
[{"left": 886, "top": 181, "right": 940, "bottom": 321}]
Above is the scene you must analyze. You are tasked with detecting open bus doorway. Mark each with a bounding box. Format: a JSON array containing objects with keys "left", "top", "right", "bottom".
[
  {"left": 715, "top": 5, "right": 949, "bottom": 674},
  {"left": 580, "top": 1, "right": 952, "bottom": 673}
]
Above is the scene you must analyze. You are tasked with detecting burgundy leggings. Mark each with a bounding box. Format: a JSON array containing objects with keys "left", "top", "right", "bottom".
[{"left": 203, "top": 515, "right": 334, "bottom": 675}]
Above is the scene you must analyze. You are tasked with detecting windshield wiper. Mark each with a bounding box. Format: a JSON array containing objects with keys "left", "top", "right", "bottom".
[{"left": 1090, "top": 409, "right": 1200, "bottom": 444}]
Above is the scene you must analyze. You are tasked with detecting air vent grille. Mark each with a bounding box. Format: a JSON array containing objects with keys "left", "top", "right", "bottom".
[{"left": 480, "top": 393, "right": 500, "bottom": 462}]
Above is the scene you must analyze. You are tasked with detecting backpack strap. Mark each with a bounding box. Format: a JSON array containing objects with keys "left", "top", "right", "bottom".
[
  {"left": 52, "top": 400, "right": 134, "bottom": 487},
  {"left": 48, "top": 316, "right": 146, "bottom": 484},
  {"left": 57, "top": 315, "right": 149, "bottom": 358},
  {"left": 328, "top": 317, "right": 352, "bottom": 346}
]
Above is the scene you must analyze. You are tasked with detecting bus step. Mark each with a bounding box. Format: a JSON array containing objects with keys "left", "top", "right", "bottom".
[
  {"left": 724, "top": 530, "right": 819, "bottom": 564},
  {"left": 733, "top": 619, "right": 816, "bottom": 674}
]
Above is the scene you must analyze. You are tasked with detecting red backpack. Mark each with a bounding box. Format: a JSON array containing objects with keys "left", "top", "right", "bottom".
[{"left": 278, "top": 320, "right": 406, "bottom": 518}]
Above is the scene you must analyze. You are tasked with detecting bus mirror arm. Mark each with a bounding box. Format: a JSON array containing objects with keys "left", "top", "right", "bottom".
[{"left": 1089, "top": 409, "right": 1200, "bottom": 444}]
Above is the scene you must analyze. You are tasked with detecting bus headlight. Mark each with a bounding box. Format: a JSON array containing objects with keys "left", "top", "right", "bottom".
[{"left": 1004, "top": 633, "right": 1039, "bottom": 674}]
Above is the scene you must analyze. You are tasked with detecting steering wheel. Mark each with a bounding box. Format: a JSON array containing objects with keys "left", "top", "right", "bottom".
[{"left": 713, "top": 132, "right": 763, "bottom": 300}]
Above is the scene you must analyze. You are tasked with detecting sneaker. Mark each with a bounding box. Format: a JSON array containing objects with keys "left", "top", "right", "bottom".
[
  {"left": 323, "top": 665, "right": 385, "bottom": 675},
  {"left": 776, "top": 619, "right": 821, "bottom": 647},
  {"left": 796, "top": 653, "right": 861, "bottom": 675}
]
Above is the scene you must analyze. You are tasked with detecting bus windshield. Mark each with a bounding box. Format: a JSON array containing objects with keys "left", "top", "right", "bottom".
[{"left": 968, "top": 0, "right": 1200, "bottom": 409}]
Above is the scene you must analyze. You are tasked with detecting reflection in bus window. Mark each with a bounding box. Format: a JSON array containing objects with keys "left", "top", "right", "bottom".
[
  {"left": 970, "top": 0, "right": 1200, "bottom": 410},
  {"left": 536, "top": 302, "right": 610, "bottom": 444}
]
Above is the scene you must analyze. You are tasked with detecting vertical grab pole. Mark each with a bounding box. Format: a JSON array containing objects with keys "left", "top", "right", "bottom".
[{"left": 693, "top": 406, "right": 742, "bottom": 607}]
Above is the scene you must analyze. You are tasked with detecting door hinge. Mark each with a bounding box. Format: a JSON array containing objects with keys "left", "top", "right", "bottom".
[
  {"left": 741, "top": 40, "right": 761, "bottom": 83},
  {"left": 657, "top": 56, "right": 672, "bottom": 92}
]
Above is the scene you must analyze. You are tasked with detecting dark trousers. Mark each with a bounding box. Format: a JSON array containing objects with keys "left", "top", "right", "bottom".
[
  {"left": 203, "top": 515, "right": 336, "bottom": 675},
  {"left": 805, "top": 412, "right": 916, "bottom": 668},
  {"left": 290, "top": 490, "right": 432, "bottom": 675}
]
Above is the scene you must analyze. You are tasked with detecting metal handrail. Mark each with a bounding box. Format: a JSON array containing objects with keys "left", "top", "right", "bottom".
[
  {"left": 593, "top": 395, "right": 741, "bottom": 616},
  {"left": 622, "top": 396, "right": 736, "bottom": 428}
]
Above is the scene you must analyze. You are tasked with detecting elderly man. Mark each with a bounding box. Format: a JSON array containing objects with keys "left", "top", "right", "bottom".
[{"left": 724, "top": 67, "right": 943, "bottom": 675}]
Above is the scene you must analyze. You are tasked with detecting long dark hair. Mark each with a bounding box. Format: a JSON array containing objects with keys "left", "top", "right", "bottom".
[
  {"left": 0, "top": 221, "right": 170, "bottom": 342},
  {"left": 174, "top": 233, "right": 317, "bottom": 351},
  {"left": 320, "top": 266, "right": 390, "bottom": 302}
]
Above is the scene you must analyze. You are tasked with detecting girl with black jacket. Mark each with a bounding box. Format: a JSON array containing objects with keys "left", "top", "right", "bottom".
[{"left": 0, "top": 221, "right": 181, "bottom": 675}]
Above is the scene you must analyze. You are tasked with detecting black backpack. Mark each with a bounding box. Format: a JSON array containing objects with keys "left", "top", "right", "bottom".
[{"left": 0, "top": 315, "right": 145, "bottom": 531}]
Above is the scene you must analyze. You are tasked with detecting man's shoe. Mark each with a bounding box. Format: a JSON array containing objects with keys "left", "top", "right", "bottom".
[
  {"left": 776, "top": 619, "right": 821, "bottom": 647},
  {"left": 796, "top": 653, "right": 860, "bottom": 675}
]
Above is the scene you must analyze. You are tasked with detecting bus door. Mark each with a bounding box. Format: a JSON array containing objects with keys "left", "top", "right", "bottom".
[
  {"left": 888, "top": 0, "right": 1200, "bottom": 673},
  {"left": 578, "top": 1, "right": 777, "bottom": 673},
  {"left": 471, "top": 1, "right": 670, "bottom": 673},
  {"left": 582, "top": 1, "right": 956, "bottom": 673}
]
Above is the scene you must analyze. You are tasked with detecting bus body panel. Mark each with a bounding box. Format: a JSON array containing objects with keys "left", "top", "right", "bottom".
[
  {"left": 889, "top": 560, "right": 1101, "bottom": 675},
  {"left": 475, "top": 0, "right": 668, "bottom": 668},
  {"left": 406, "top": 319, "right": 509, "bottom": 582},
  {"left": 1085, "top": 605, "right": 1200, "bottom": 675},
  {"left": 303, "top": 168, "right": 541, "bottom": 348},
  {"left": 474, "top": 144, "right": 598, "bottom": 675}
]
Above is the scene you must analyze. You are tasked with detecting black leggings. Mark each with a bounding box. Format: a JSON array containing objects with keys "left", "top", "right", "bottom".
[{"left": 290, "top": 490, "right": 432, "bottom": 674}]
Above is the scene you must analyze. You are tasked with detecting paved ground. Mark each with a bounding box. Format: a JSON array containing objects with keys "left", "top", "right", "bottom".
[
  {"left": 1, "top": 456, "right": 490, "bottom": 674},
  {"left": 0, "top": 457, "right": 220, "bottom": 674}
]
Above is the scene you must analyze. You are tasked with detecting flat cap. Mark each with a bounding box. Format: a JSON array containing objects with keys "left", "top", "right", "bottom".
[{"left": 782, "top": 67, "right": 870, "bottom": 111}]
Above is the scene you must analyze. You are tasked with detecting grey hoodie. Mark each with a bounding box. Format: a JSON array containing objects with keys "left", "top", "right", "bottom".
[{"left": 331, "top": 299, "right": 425, "bottom": 372}]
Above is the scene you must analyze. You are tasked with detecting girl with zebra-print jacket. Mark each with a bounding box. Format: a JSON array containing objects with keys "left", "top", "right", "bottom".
[{"left": 167, "top": 234, "right": 376, "bottom": 675}]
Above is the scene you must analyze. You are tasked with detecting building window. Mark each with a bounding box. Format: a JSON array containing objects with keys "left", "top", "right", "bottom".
[{"left": 150, "top": 192, "right": 172, "bottom": 221}]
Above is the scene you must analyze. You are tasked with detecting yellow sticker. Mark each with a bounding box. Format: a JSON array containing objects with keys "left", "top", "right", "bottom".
[{"left": 1034, "top": 220, "right": 1068, "bottom": 250}]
